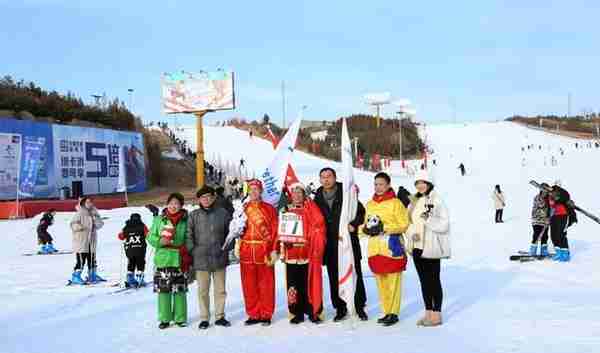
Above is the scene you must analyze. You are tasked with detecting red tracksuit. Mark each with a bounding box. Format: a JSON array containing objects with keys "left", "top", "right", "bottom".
[{"left": 240, "top": 200, "right": 279, "bottom": 320}]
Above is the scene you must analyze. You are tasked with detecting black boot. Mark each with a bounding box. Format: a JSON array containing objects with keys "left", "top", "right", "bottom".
[
  {"left": 215, "top": 318, "right": 231, "bottom": 327},
  {"left": 244, "top": 318, "right": 261, "bottom": 326},
  {"left": 158, "top": 322, "right": 170, "bottom": 329},
  {"left": 198, "top": 321, "right": 209, "bottom": 329},
  {"left": 261, "top": 319, "right": 272, "bottom": 326},
  {"left": 356, "top": 308, "right": 368, "bottom": 321},
  {"left": 333, "top": 307, "right": 348, "bottom": 322},
  {"left": 377, "top": 314, "right": 391, "bottom": 324},
  {"left": 383, "top": 314, "right": 399, "bottom": 326},
  {"left": 290, "top": 316, "right": 304, "bottom": 324}
]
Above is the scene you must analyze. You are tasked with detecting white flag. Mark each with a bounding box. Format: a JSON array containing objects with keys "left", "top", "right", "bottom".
[
  {"left": 116, "top": 147, "right": 127, "bottom": 192},
  {"left": 338, "top": 118, "right": 358, "bottom": 314},
  {"left": 258, "top": 113, "right": 303, "bottom": 206}
]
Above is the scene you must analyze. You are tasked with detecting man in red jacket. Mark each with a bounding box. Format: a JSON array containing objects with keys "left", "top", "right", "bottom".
[{"left": 239, "top": 179, "right": 279, "bottom": 326}]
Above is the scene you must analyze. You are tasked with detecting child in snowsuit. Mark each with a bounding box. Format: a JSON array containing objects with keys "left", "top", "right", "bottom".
[
  {"left": 37, "top": 209, "right": 57, "bottom": 253},
  {"left": 118, "top": 213, "right": 149, "bottom": 287}
]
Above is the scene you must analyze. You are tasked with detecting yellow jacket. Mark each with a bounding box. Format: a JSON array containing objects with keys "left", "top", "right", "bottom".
[
  {"left": 362, "top": 192, "right": 410, "bottom": 268},
  {"left": 363, "top": 194, "right": 409, "bottom": 235}
]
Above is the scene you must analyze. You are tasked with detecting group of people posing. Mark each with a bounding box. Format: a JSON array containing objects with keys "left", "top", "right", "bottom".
[{"left": 136, "top": 167, "right": 450, "bottom": 330}]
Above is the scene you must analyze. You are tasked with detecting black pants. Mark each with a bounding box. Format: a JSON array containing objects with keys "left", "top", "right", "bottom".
[
  {"left": 495, "top": 209, "right": 504, "bottom": 223},
  {"left": 127, "top": 254, "right": 146, "bottom": 272},
  {"left": 74, "top": 247, "right": 97, "bottom": 271},
  {"left": 286, "top": 263, "right": 310, "bottom": 318},
  {"left": 325, "top": 255, "right": 367, "bottom": 312},
  {"left": 550, "top": 215, "right": 569, "bottom": 249},
  {"left": 413, "top": 249, "right": 443, "bottom": 312},
  {"left": 37, "top": 232, "right": 53, "bottom": 245},
  {"left": 531, "top": 225, "right": 549, "bottom": 244}
]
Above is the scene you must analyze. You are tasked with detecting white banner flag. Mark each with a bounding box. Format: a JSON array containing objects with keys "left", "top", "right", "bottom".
[
  {"left": 338, "top": 118, "right": 358, "bottom": 314},
  {"left": 116, "top": 147, "right": 127, "bottom": 193},
  {"left": 259, "top": 113, "right": 303, "bottom": 206}
]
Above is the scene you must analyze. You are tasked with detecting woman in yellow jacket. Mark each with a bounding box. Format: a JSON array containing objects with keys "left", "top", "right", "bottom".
[{"left": 362, "top": 172, "right": 409, "bottom": 326}]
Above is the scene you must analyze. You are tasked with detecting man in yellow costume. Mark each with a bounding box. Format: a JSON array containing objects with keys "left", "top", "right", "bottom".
[{"left": 362, "top": 172, "right": 409, "bottom": 327}]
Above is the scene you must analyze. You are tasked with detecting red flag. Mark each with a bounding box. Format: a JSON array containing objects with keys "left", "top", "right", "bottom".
[{"left": 267, "top": 126, "right": 299, "bottom": 196}]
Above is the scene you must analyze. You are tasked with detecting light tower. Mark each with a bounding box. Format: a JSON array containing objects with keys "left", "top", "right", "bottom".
[{"left": 364, "top": 92, "right": 391, "bottom": 128}]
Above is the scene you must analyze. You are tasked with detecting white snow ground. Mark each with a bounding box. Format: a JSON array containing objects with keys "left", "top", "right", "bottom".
[{"left": 2, "top": 121, "right": 600, "bottom": 353}]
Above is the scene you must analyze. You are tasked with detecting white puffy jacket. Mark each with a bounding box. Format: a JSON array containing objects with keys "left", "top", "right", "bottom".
[{"left": 406, "top": 191, "right": 451, "bottom": 259}]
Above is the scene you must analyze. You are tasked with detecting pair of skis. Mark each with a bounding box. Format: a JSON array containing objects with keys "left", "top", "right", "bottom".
[
  {"left": 509, "top": 251, "right": 555, "bottom": 262},
  {"left": 22, "top": 250, "right": 73, "bottom": 256}
]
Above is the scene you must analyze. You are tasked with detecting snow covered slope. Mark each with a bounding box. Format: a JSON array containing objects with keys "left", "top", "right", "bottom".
[{"left": 2, "top": 122, "right": 600, "bottom": 353}]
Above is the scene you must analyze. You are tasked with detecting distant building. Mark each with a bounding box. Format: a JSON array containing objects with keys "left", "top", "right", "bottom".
[{"left": 310, "top": 130, "right": 328, "bottom": 141}]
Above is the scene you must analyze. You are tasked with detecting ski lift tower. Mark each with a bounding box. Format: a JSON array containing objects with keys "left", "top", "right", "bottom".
[
  {"left": 364, "top": 92, "right": 391, "bottom": 128},
  {"left": 391, "top": 99, "right": 416, "bottom": 162}
]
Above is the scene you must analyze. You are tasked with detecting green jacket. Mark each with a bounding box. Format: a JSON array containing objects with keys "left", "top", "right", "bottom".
[{"left": 147, "top": 211, "right": 188, "bottom": 268}]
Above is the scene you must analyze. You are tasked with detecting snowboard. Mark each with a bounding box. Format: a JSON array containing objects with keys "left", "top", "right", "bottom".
[{"left": 23, "top": 250, "right": 73, "bottom": 256}]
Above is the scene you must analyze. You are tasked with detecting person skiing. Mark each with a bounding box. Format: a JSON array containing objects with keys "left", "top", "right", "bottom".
[
  {"left": 117, "top": 213, "right": 149, "bottom": 288},
  {"left": 147, "top": 193, "right": 192, "bottom": 329},
  {"left": 458, "top": 163, "right": 466, "bottom": 176},
  {"left": 69, "top": 197, "right": 105, "bottom": 284},
  {"left": 492, "top": 185, "right": 506, "bottom": 223},
  {"left": 237, "top": 179, "right": 279, "bottom": 326},
  {"left": 405, "top": 170, "right": 450, "bottom": 327},
  {"left": 37, "top": 209, "right": 58, "bottom": 254},
  {"left": 529, "top": 184, "right": 550, "bottom": 256},
  {"left": 278, "top": 182, "right": 326, "bottom": 324},
  {"left": 361, "top": 172, "right": 409, "bottom": 327},
  {"left": 548, "top": 183, "right": 577, "bottom": 262},
  {"left": 186, "top": 186, "right": 233, "bottom": 330},
  {"left": 313, "top": 167, "right": 367, "bottom": 322}
]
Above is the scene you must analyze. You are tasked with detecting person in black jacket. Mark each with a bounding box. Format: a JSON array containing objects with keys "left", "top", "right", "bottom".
[
  {"left": 214, "top": 186, "right": 234, "bottom": 216},
  {"left": 118, "top": 213, "right": 149, "bottom": 287},
  {"left": 37, "top": 209, "right": 58, "bottom": 253},
  {"left": 313, "top": 167, "right": 367, "bottom": 322}
]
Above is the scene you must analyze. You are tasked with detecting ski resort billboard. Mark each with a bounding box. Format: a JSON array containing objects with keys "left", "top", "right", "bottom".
[
  {"left": 0, "top": 118, "right": 56, "bottom": 199},
  {"left": 161, "top": 70, "right": 235, "bottom": 113},
  {"left": 52, "top": 125, "right": 147, "bottom": 196}
]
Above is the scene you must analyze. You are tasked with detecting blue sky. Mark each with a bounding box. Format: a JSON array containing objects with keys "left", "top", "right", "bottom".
[{"left": 2, "top": 0, "right": 600, "bottom": 126}]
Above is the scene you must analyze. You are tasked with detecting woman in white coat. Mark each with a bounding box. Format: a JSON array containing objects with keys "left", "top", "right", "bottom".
[
  {"left": 405, "top": 170, "right": 450, "bottom": 327},
  {"left": 492, "top": 185, "right": 505, "bottom": 223}
]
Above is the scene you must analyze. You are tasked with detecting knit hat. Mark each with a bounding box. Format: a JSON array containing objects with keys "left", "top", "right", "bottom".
[
  {"left": 414, "top": 169, "right": 434, "bottom": 186},
  {"left": 167, "top": 192, "right": 185, "bottom": 206},
  {"left": 247, "top": 179, "right": 263, "bottom": 190},
  {"left": 196, "top": 185, "right": 215, "bottom": 198},
  {"left": 289, "top": 182, "right": 306, "bottom": 192}
]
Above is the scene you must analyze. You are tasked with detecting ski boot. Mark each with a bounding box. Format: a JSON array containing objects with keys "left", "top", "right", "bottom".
[
  {"left": 87, "top": 268, "right": 106, "bottom": 283},
  {"left": 46, "top": 243, "right": 58, "bottom": 253},
  {"left": 39, "top": 244, "right": 50, "bottom": 254},
  {"left": 125, "top": 272, "right": 138, "bottom": 288},
  {"left": 135, "top": 272, "right": 145, "bottom": 287},
  {"left": 540, "top": 244, "right": 549, "bottom": 257},
  {"left": 70, "top": 270, "right": 86, "bottom": 285},
  {"left": 552, "top": 248, "right": 562, "bottom": 261},
  {"left": 529, "top": 244, "right": 538, "bottom": 256},
  {"left": 559, "top": 249, "right": 571, "bottom": 262}
]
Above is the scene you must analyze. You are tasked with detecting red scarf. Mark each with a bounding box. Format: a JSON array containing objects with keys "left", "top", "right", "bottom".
[
  {"left": 372, "top": 189, "right": 396, "bottom": 203},
  {"left": 166, "top": 210, "right": 184, "bottom": 226}
]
